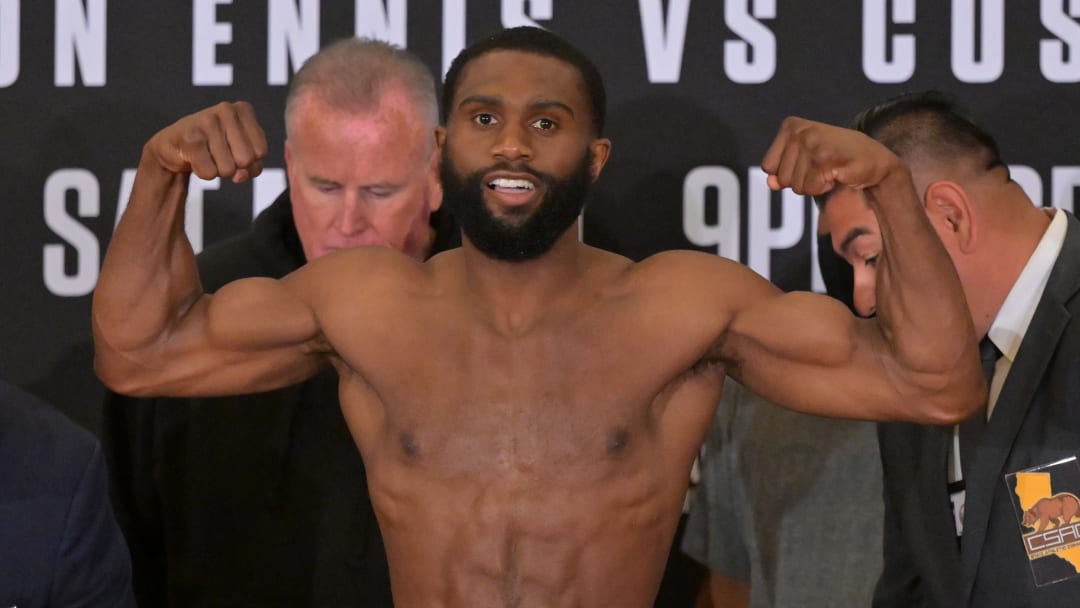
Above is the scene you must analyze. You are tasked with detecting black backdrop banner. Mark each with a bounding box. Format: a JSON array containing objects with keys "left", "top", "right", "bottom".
[{"left": 1, "top": 0, "right": 1078, "bottom": 432}]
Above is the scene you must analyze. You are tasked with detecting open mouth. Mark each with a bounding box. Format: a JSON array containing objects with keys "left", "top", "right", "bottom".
[
  {"left": 485, "top": 174, "right": 540, "bottom": 207},
  {"left": 488, "top": 177, "right": 536, "bottom": 193}
]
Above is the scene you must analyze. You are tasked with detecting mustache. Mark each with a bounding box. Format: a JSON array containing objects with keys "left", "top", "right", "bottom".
[{"left": 471, "top": 162, "right": 555, "bottom": 186}]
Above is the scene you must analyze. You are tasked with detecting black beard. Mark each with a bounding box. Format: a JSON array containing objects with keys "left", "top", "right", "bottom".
[{"left": 440, "top": 148, "right": 593, "bottom": 262}]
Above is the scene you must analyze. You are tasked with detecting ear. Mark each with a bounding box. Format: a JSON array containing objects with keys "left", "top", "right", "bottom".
[
  {"left": 283, "top": 139, "right": 297, "bottom": 186},
  {"left": 924, "top": 180, "right": 977, "bottom": 254},
  {"left": 435, "top": 125, "right": 447, "bottom": 151},
  {"left": 588, "top": 137, "right": 612, "bottom": 181}
]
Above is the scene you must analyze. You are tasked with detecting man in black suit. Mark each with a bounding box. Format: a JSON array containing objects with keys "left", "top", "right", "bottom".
[
  {"left": 0, "top": 379, "right": 134, "bottom": 607},
  {"left": 103, "top": 38, "right": 455, "bottom": 607},
  {"left": 818, "top": 91, "right": 1080, "bottom": 607}
]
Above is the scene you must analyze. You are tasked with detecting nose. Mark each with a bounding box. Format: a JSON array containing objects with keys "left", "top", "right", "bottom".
[
  {"left": 490, "top": 122, "right": 532, "bottom": 162},
  {"left": 852, "top": 266, "right": 878, "bottom": 318},
  {"left": 336, "top": 193, "right": 369, "bottom": 237}
]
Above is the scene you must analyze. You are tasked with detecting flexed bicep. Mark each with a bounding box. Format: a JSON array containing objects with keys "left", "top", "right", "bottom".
[
  {"left": 96, "top": 275, "right": 325, "bottom": 397},
  {"left": 721, "top": 289, "right": 973, "bottom": 424}
]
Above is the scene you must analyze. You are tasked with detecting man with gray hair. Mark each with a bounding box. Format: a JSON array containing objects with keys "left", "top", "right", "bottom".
[{"left": 103, "top": 37, "right": 454, "bottom": 607}]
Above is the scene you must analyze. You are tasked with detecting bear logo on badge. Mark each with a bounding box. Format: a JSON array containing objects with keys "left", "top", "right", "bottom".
[{"left": 1022, "top": 493, "right": 1080, "bottom": 533}]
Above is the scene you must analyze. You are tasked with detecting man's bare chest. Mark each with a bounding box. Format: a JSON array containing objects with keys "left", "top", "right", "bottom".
[{"left": 330, "top": 309, "right": 724, "bottom": 473}]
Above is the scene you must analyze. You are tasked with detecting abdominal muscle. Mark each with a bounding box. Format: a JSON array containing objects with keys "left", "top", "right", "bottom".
[{"left": 367, "top": 455, "right": 686, "bottom": 608}]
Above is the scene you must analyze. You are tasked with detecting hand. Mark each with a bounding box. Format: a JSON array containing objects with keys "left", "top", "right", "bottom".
[
  {"left": 761, "top": 117, "right": 899, "bottom": 195},
  {"left": 144, "top": 101, "right": 268, "bottom": 183}
]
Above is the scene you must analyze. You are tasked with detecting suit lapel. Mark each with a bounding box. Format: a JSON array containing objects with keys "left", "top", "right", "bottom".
[{"left": 960, "top": 211, "right": 1080, "bottom": 600}]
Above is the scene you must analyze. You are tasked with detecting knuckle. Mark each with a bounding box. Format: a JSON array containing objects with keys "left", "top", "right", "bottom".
[{"left": 181, "top": 126, "right": 208, "bottom": 147}]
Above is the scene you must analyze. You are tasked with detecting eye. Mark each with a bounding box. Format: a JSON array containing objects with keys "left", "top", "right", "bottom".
[
  {"left": 863, "top": 255, "right": 878, "bottom": 268},
  {"left": 473, "top": 113, "right": 497, "bottom": 126},
  {"left": 531, "top": 117, "right": 556, "bottom": 130},
  {"left": 367, "top": 188, "right": 394, "bottom": 199}
]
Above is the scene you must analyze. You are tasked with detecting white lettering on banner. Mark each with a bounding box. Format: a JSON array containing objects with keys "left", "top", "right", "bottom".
[
  {"left": 863, "top": 0, "right": 916, "bottom": 83},
  {"left": 1051, "top": 166, "right": 1080, "bottom": 213},
  {"left": 114, "top": 168, "right": 136, "bottom": 228},
  {"left": 193, "top": 0, "right": 233, "bottom": 86},
  {"left": 253, "top": 169, "right": 287, "bottom": 218},
  {"left": 1010, "top": 165, "right": 1045, "bottom": 207},
  {"left": 725, "top": 0, "right": 776, "bottom": 84},
  {"left": 54, "top": 0, "right": 106, "bottom": 87},
  {"left": 747, "top": 170, "right": 803, "bottom": 281},
  {"left": 501, "top": 0, "right": 552, "bottom": 29},
  {"left": 442, "top": 0, "right": 466, "bottom": 80},
  {"left": 683, "top": 166, "right": 741, "bottom": 262},
  {"left": 43, "top": 169, "right": 100, "bottom": 297},
  {"left": 267, "top": 0, "right": 319, "bottom": 85},
  {"left": 1041, "top": 0, "right": 1080, "bottom": 82},
  {"left": 0, "top": 0, "right": 18, "bottom": 87},
  {"left": 952, "top": 0, "right": 1004, "bottom": 83},
  {"left": 356, "top": 0, "right": 406, "bottom": 46},
  {"left": 638, "top": 0, "right": 691, "bottom": 83}
]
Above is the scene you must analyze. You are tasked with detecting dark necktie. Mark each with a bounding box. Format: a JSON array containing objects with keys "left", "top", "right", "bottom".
[{"left": 959, "top": 336, "right": 1000, "bottom": 478}]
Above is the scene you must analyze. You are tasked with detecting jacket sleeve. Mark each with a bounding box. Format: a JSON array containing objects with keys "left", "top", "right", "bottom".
[{"left": 52, "top": 442, "right": 136, "bottom": 607}]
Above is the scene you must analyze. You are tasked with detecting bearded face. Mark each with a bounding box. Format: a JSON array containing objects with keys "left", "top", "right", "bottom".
[{"left": 440, "top": 145, "right": 593, "bottom": 262}]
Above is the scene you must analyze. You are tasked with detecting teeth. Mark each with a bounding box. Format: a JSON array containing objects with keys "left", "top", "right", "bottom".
[{"left": 489, "top": 178, "right": 534, "bottom": 190}]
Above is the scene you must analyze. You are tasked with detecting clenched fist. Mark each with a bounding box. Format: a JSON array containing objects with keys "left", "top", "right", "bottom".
[
  {"left": 144, "top": 101, "right": 268, "bottom": 184},
  {"left": 761, "top": 117, "right": 901, "bottom": 195}
]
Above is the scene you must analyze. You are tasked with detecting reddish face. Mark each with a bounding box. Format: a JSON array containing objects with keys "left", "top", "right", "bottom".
[{"left": 285, "top": 89, "right": 441, "bottom": 262}]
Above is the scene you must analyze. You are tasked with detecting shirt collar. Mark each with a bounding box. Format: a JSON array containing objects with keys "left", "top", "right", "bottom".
[{"left": 987, "top": 208, "right": 1067, "bottom": 361}]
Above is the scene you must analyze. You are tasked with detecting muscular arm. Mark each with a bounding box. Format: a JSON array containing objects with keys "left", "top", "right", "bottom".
[
  {"left": 93, "top": 103, "right": 324, "bottom": 396},
  {"left": 719, "top": 118, "right": 984, "bottom": 423}
]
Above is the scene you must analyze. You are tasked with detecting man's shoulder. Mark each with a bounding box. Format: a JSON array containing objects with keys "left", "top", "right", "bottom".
[
  {"left": 622, "top": 250, "right": 775, "bottom": 309},
  {"left": 293, "top": 246, "right": 442, "bottom": 304},
  {"left": 633, "top": 250, "right": 754, "bottom": 283}
]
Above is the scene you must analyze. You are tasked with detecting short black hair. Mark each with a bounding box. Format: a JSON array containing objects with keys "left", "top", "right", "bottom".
[
  {"left": 816, "top": 91, "right": 1006, "bottom": 208},
  {"left": 852, "top": 90, "right": 1006, "bottom": 173},
  {"left": 442, "top": 26, "right": 606, "bottom": 136}
]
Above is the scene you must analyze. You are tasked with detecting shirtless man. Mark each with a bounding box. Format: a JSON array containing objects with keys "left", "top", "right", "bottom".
[{"left": 93, "top": 27, "right": 984, "bottom": 607}]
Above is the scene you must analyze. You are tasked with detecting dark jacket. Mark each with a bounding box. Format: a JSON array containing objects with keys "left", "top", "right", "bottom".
[{"left": 1, "top": 380, "right": 135, "bottom": 608}]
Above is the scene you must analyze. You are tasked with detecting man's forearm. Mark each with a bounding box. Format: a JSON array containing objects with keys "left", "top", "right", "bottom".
[
  {"left": 867, "top": 165, "right": 983, "bottom": 414},
  {"left": 93, "top": 156, "right": 202, "bottom": 371}
]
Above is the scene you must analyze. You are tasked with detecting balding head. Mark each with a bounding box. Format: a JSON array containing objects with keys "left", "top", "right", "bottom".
[{"left": 285, "top": 37, "right": 439, "bottom": 140}]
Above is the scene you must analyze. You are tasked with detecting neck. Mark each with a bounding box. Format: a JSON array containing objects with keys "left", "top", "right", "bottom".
[
  {"left": 967, "top": 191, "right": 1053, "bottom": 337},
  {"left": 460, "top": 222, "right": 586, "bottom": 335}
]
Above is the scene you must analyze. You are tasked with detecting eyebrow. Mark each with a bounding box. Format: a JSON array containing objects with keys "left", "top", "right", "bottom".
[
  {"left": 457, "top": 95, "right": 575, "bottom": 118},
  {"left": 308, "top": 175, "right": 400, "bottom": 190},
  {"left": 308, "top": 175, "right": 339, "bottom": 186},
  {"left": 838, "top": 227, "right": 873, "bottom": 256}
]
